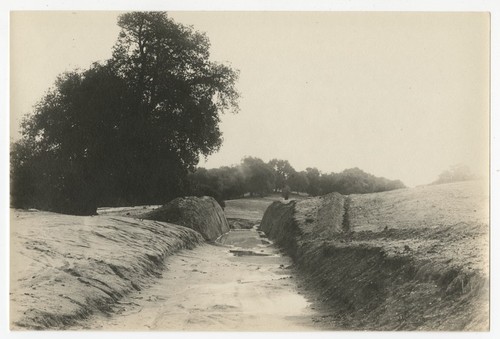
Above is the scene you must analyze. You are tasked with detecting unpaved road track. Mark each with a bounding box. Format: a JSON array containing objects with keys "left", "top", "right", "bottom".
[{"left": 79, "top": 226, "right": 324, "bottom": 331}]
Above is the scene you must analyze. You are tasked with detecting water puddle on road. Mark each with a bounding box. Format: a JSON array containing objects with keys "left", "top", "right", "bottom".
[
  {"left": 229, "top": 249, "right": 271, "bottom": 257},
  {"left": 222, "top": 225, "right": 281, "bottom": 259}
]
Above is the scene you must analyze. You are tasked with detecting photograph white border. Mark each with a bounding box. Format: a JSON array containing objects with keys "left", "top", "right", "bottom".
[{"left": 1, "top": 1, "right": 498, "bottom": 339}]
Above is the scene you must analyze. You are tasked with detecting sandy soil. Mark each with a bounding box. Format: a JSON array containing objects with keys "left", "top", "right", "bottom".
[
  {"left": 11, "top": 194, "right": 325, "bottom": 330},
  {"left": 348, "top": 180, "right": 489, "bottom": 275},
  {"left": 97, "top": 205, "right": 162, "bottom": 217},
  {"left": 10, "top": 210, "right": 202, "bottom": 329},
  {"left": 14, "top": 183, "right": 485, "bottom": 331},
  {"left": 260, "top": 180, "right": 489, "bottom": 330},
  {"left": 74, "top": 228, "right": 324, "bottom": 331}
]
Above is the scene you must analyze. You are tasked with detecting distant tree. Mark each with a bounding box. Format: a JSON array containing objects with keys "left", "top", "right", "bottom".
[
  {"left": 217, "top": 166, "right": 246, "bottom": 199},
  {"left": 305, "top": 167, "right": 322, "bottom": 196},
  {"left": 188, "top": 166, "right": 246, "bottom": 205},
  {"left": 268, "top": 159, "right": 295, "bottom": 192},
  {"left": 187, "top": 168, "right": 227, "bottom": 208},
  {"left": 319, "top": 172, "right": 340, "bottom": 194},
  {"left": 288, "top": 171, "right": 309, "bottom": 193},
  {"left": 337, "top": 168, "right": 373, "bottom": 194},
  {"left": 241, "top": 157, "right": 276, "bottom": 197},
  {"left": 432, "top": 164, "right": 476, "bottom": 185},
  {"left": 373, "top": 177, "right": 406, "bottom": 192},
  {"left": 11, "top": 12, "right": 239, "bottom": 215},
  {"left": 333, "top": 168, "right": 405, "bottom": 194}
]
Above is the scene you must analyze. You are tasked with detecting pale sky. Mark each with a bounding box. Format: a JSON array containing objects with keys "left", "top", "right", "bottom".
[{"left": 10, "top": 11, "right": 490, "bottom": 187}]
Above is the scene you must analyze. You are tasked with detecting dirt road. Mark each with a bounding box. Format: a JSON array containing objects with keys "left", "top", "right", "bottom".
[{"left": 79, "top": 225, "right": 324, "bottom": 331}]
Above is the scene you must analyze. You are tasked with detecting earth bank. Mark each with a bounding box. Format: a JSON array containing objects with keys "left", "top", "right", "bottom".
[
  {"left": 10, "top": 211, "right": 204, "bottom": 329},
  {"left": 10, "top": 201, "right": 228, "bottom": 329},
  {"left": 260, "top": 181, "right": 489, "bottom": 330},
  {"left": 9, "top": 195, "right": 240, "bottom": 329}
]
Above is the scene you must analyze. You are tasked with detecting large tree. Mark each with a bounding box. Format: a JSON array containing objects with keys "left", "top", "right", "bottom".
[
  {"left": 268, "top": 158, "right": 295, "bottom": 192},
  {"left": 288, "top": 171, "right": 309, "bottom": 193},
  {"left": 304, "top": 167, "right": 321, "bottom": 196},
  {"left": 11, "top": 12, "right": 239, "bottom": 215},
  {"left": 241, "top": 157, "right": 276, "bottom": 197}
]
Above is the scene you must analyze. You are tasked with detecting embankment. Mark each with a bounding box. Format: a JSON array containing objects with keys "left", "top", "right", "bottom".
[
  {"left": 260, "top": 181, "right": 489, "bottom": 330},
  {"left": 140, "top": 196, "right": 230, "bottom": 241},
  {"left": 10, "top": 210, "right": 204, "bottom": 330}
]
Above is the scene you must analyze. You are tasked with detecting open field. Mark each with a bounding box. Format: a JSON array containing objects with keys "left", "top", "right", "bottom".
[
  {"left": 225, "top": 195, "right": 285, "bottom": 221},
  {"left": 224, "top": 193, "right": 308, "bottom": 229}
]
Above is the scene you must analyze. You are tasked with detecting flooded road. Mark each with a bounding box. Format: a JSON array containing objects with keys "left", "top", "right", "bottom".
[{"left": 81, "top": 226, "right": 323, "bottom": 331}]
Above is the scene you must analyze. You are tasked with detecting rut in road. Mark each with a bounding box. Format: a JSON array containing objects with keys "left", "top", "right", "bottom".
[{"left": 80, "top": 226, "right": 325, "bottom": 331}]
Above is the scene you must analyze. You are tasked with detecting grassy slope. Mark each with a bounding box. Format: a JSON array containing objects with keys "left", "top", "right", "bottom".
[{"left": 10, "top": 210, "right": 203, "bottom": 329}]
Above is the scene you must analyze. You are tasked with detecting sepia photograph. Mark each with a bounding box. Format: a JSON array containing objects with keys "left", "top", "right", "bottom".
[{"left": 2, "top": 1, "right": 499, "bottom": 336}]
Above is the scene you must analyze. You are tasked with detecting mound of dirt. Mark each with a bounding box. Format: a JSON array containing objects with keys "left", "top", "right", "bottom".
[
  {"left": 260, "top": 181, "right": 489, "bottom": 330},
  {"left": 140, "top": 196, "right": 230, "bottom": 241},
  {"left": 10, "top": 210, "right": 203, "bottom": 330}
]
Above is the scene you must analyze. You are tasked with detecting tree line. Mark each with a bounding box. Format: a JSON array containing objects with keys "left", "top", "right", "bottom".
[{"left": 188, "top": 157, "right": 406, "bottom": 206}]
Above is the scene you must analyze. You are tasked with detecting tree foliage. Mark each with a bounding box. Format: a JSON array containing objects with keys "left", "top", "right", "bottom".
[
  {"left": 268, "top": 158, "right": 295, "bottom": 192},
  {"left": 301, "top": 167, "right": 405, "bottom": 196},
  {"left": 241, "top": 157, "right": 276, "bottom": 197},
  {"left": 11, "top": 12, "right": 239, "bottom": 215},
  {"left": 288, "top": 171, "right": 309, "bottom": 193},
  {"left": 187, "top": 166, "right": 246, "bottom": 207}
]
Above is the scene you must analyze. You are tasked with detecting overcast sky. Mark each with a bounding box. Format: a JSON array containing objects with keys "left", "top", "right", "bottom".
[{"left": 10, "top": 11, "right": 489, "bottom": 187}]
